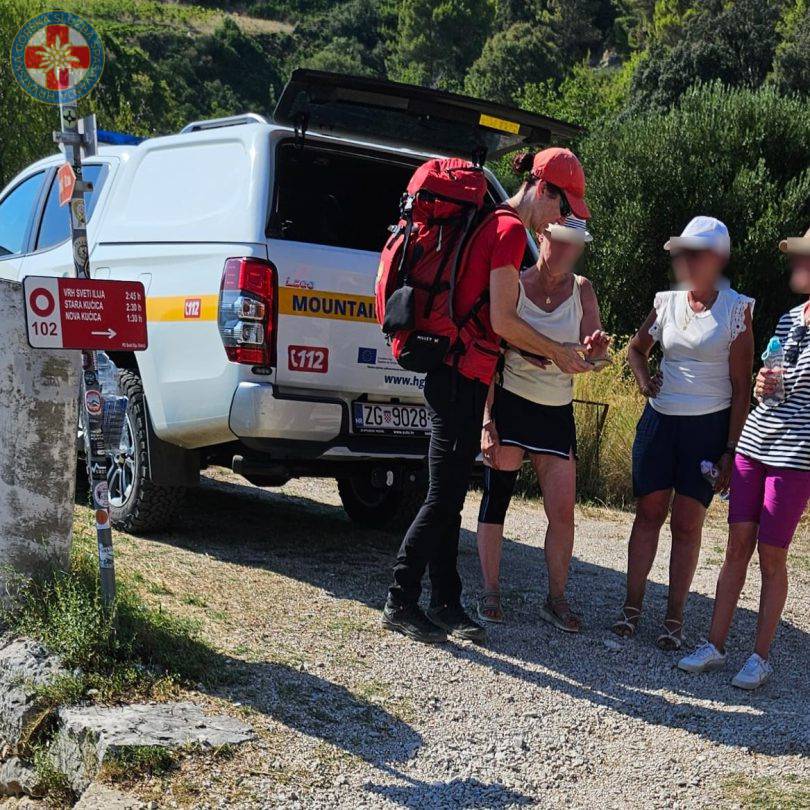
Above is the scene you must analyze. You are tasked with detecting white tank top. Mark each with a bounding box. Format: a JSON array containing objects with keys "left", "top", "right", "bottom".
[
  {"left": 501, "top": 275, "right": 584, "bottom": 406},
  {"left": 648, "top": 288, "right": 755, "bottom": 416}
]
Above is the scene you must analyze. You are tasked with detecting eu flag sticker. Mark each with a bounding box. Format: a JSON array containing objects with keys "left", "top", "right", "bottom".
[{"left": 357, "top": 347, "right": 377, "bottom": 365}]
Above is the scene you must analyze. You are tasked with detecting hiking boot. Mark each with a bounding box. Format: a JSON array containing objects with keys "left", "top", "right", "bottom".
[
  {"left": 382, "top": 601, "right": 447, "bottom": 644},
  {"left": 427, "top": 603, "right": 487, "bottom": 643}
]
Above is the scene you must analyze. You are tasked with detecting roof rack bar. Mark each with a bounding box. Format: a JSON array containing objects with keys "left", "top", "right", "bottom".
[{"left": 180, "top": 113, "right": 269, "bottom": 134}]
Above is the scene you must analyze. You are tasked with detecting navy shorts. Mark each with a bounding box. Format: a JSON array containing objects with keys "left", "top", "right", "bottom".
[{"left": 632, "top": 404, "right": 730, "bottom": 508}]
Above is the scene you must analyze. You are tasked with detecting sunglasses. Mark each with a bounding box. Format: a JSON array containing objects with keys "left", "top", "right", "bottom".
[
  {"left": 785, "top": 324, "right": 808, "bottom": 365},
  {"left": 546, "top": 182, "right": 572, "bottom": 218}
]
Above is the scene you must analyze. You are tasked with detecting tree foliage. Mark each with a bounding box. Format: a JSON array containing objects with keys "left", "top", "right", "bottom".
[
  {"left": 629, "top": 0, "right": 787, "bottom": 111},
  {"left": 580, "top": 83, "right": 810, "bottom": 342},
  {"left": 464, "top": 22, "right": 559, "bottom": 105},
  {"left": 389, "top": 0, "right": 493, "bottom": 89}
]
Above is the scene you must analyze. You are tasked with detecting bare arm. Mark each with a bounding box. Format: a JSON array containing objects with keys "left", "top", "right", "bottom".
[
  {"left": 715, "top": 306, "right": 755, "bottom": 491},
  {"left": 727, "top": 307, "right": 755, "bottom": 449},
  {"left": 489, "top": 265, "right": 591, "bottom": 374},
  {"left": 628, "top": 309, "right": 662, "bottom": 397},
  {"left": 578, "top": 277, "right": 610, "bottom": 362}
]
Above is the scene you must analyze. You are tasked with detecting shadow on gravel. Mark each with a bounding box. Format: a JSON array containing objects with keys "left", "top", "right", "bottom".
[
  {"left": 364, "top": 775, "right": 532, "bottom": 808},
  {"left": 149, "top": 476, "right": 809, "bottom": 759},
  {"left": 230, "top": 660, "right": 422, "bottom": 767}
]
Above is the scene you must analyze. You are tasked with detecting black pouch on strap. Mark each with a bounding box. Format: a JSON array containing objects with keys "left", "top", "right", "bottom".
[
  {"left": 382, "top": 285, "right": 415, "bottom": 334},
  {"left": 396, "top": 331, "right": 451, "bottom": 373}
]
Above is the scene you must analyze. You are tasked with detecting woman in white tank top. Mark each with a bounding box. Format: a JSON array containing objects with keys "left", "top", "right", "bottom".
[{"left": 476, "top": 217, "right": 609, "bottom": 631}]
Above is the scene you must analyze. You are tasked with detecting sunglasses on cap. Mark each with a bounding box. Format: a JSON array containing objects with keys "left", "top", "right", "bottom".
[{"left": 546, "top": 182, "right": 571, "bottom": 218}]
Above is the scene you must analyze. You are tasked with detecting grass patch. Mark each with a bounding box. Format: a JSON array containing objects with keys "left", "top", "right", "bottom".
[
  {"left": 1, "top": 527, "right": 221, "bottom": 709},
  {"left": 99, "top": 745, "right": 178, "bottom": 782},
  {"left": 723, "top": 774, "right": 810, "bottom": 809},
  {"left": 32, "top": 745, "right": 75, "bottom": 806}
]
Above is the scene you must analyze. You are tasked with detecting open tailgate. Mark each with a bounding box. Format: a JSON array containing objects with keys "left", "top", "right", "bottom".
[{"left": 273, "top": 70, "right": 582, "bottom": 161}]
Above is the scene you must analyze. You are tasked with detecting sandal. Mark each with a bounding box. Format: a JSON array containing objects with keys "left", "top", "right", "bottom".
[
  {"left": 656, "top": 618, "right": 684, "bottom": 651},
  {"left": 611, "top": 605, "right": 642, "bottom": 638},
  {"left": 539, "top": 596, "right": 581, "bottom": 634},
  {"left": 477, "top": 591, "right": 505, "bottom": 624}
]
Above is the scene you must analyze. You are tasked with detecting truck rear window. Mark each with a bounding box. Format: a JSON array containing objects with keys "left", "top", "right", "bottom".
[{"left": 267, "top": 142, "right": 418, "bottom": 253}]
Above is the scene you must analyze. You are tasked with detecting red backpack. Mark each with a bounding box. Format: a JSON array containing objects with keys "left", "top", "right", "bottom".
[{"left": 375, "top": 158, "right": 518, "bottom": 383}]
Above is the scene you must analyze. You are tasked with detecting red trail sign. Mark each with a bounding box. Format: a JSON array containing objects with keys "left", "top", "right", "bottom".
[{"left": 23, "top": 276, "right": 148, "bottom": 351}]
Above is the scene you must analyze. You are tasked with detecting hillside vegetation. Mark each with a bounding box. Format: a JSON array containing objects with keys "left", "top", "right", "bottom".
[{"left": 1, "top": 0, "right": 808, "bottom": 341}]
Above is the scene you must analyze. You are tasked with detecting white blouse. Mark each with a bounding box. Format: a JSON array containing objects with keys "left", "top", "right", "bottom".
[{"left": 648, "top": 288, "right": 754, "bottom": 416}]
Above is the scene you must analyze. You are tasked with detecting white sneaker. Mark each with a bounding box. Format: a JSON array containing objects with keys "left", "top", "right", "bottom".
[
  {"left": 732, "top": 653, "right": 773, "bottom": 690},
  {"left": 677, "top": 641, "right": 727, "bottom": 673}
]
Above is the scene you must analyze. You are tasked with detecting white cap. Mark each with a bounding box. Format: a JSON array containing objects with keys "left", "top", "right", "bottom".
[
  {"left": 546, "top": 215, "right": 592, "bottom": 244},
  {"left": 665, "top": 216, "right": 730, "bottom": 257}
]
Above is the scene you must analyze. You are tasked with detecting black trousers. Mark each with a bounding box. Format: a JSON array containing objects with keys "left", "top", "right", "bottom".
[{"left": 388, "top": 364, "right": 488, "bottom": 608}]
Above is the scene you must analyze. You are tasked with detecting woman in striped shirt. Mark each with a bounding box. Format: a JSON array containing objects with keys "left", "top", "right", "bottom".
[{"left": 679, "top": 227, "right": 810, "bottom": 689}]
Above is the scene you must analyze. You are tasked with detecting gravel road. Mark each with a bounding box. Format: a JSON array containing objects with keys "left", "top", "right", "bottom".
[{"left": 108, "top": 472, "right": 809, "bottom": 809}]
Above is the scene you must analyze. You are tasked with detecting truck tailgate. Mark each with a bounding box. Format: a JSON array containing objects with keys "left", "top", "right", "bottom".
[{"left": 270, "top": 239, "right": 425, "bottom": 399}]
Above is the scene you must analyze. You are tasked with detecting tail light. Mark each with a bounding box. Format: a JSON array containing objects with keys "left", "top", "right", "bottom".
[{"left": 218, "top": 257, "right": 277, "bottom": 366}]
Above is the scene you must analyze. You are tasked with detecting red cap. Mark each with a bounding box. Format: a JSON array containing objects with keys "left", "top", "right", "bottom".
[{"left": 531, "top": 148, "right": 590, "bottom": 220}]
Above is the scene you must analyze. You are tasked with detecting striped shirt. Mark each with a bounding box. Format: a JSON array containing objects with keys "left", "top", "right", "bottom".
[{"left": 737, "top": 303, "right": 810, "bottom": 470}]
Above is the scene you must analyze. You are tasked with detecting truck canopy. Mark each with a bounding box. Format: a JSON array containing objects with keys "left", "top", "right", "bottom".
[{"left": 273, "top": 70, "right": 582, "bottom": 162}]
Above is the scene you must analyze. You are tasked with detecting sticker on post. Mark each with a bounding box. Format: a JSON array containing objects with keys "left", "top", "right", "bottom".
[
  {"left": 93, "top": 480, "right": 109, "bottom": 508},
  {"left": 57, "top": 163, "right": 76, "bottom": 206},
  {"left": 72, "top": 235, "right": 88, "bottom": 266},
  {"left": 84, "top": 389, "right": 102, "bottom": 416},
  {"left": 95, "top": 509, "right": 110, "bottom": 530},
  {"left": 97, "top": 544, "right": 114, "bottom": 569},
  {"left": 70, "top": 198, "right": 86, "bottom": 225}
]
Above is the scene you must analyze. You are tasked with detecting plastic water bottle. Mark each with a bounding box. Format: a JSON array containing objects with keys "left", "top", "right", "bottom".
[
  {"left": 760, "top": 337, "right": 785, "bottom": 407},
  {"left": 700, "top": 460, "right": 730, "bottom": 502},
  {"left": 95, "top": 351, "right": 120, "bottom": 397},
  {"left": 94, "top": 352, "right": 129, "bottom": 451}
]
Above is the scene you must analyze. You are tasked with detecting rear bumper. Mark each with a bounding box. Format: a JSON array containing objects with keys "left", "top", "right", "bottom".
[{"left": 228, "top": 382, "right": 428, "bottom": 460}]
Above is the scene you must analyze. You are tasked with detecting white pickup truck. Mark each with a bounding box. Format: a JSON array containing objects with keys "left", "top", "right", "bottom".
[{"left": 0, "top": 71, "right": 577, "bottom": 533}]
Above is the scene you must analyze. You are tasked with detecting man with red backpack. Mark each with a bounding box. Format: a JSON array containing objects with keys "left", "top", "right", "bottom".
[{"left": 378, "top": 147, "right": 594, "bottom": 644}]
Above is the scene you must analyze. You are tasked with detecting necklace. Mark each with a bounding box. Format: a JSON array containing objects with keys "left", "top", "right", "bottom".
[
  {"left": 538, "top": 261, "right": 565, "bottom": 306},
  {"left": 681, "top": 289, "right": 718, "bottom": 330}
]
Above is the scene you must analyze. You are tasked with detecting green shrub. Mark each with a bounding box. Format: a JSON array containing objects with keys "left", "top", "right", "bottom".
[{"left": 580, "top": 82, "right": 810, "bottom": 345}]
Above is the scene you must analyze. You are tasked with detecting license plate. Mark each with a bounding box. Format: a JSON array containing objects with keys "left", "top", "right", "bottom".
[{"left": 352, "top": 401, "right": 431, "bottom": 435}]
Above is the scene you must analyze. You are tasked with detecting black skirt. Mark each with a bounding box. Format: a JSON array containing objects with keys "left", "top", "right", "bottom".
[{"left": 493, "top": 384, "right": 577, "bottom": 459}]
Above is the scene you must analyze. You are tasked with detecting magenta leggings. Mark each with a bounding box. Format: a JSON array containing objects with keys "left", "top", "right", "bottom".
[{"left": 729, "top": 454, "right": 810, "bottom": 548}]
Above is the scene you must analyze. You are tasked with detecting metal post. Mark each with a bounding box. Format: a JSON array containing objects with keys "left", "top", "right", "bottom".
[{"left": 56, "top": 69, "right": 116, "bottom": 612}]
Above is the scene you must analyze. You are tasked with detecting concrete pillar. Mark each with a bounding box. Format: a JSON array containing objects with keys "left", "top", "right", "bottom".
[{"left": 0, "top": 279, "right": 81, "bottom": 606}]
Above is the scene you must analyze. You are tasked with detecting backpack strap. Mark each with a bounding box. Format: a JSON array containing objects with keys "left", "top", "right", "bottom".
[
  {"left": 453, "top": 204, "right": 524, "bottom": 329},
  {"left": 394, "top": 197, "right": 416, "bottom": 288}
]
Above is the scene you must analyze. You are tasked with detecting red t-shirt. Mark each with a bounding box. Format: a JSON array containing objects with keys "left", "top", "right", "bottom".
[{"left": 455, "top": 210, "right": 526, "bottom": 350}]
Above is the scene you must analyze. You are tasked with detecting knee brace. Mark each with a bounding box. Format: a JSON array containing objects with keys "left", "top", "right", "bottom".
[{"left": 478, "top": 466, "right": 519, "bottom": 525}]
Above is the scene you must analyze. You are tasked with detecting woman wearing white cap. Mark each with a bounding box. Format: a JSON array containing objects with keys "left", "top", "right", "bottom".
[
  {"left": 612, "top": 216, "right": 755, "bottom": 650},
  {"left": 476, "top": 216, "right": 609, "bottom": 631}
]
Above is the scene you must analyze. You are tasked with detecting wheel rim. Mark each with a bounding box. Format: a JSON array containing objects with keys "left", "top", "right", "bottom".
[
  {"left": 107, "top": 413, "right": 136, "bottom": 508},
  {"left": 351, "top": 475, "right": 390, "bottom": 508}
]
